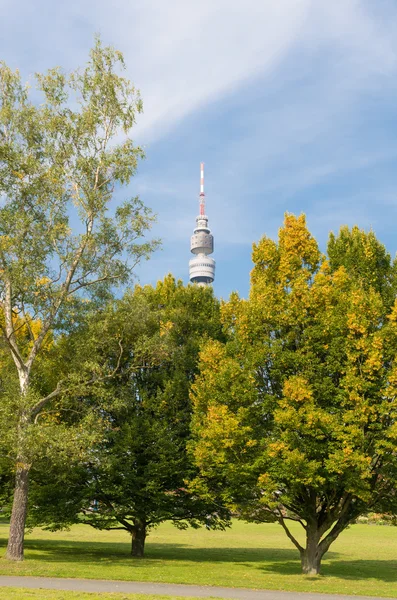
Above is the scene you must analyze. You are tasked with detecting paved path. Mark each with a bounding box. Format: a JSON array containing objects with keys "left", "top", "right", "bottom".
[{"left": 0, "top": 576, "right": 393, "bottom": 600}]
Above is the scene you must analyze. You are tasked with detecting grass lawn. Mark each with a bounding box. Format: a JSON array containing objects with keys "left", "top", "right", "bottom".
[
  {"left": 0, "top": 590, "right": 225, "bottom": 600},
  {"left": 0, "top": 520, "right": 396, "bottom": 597}
]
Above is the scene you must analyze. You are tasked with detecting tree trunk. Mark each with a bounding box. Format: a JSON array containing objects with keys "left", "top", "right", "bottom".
[
  {"left": 131, "top": 518, "right": 146, "bottom": 558},
  {"left": 7, "top": 371, "right": 31, "bottom": 561},
  {"left": 5, "top": 462, "right": 30, "bottom": 561},
  {"left": 4, "top": 287, "right": 34, "bottom": 562},
  {"left": 300, "top": 527, "right": 322, "bottom": 575}
]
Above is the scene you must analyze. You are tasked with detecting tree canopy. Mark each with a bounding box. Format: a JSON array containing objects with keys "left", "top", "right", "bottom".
[
  {"left": 28, "top": 276, "right": 229, "bottom": 556},
  {"left": 0, "top": 37, "right": 157, "bottom": 560},
  {"left": 190, "top": 214, "right": 397, "bottom": 574}
]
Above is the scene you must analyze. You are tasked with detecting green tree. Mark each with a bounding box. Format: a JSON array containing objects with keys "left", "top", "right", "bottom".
[
  {"left": 190, "top": 215, "right": 397, "bottom": 575},
  {"left": 0, "top": 39, "right": 158, "bottom": 560},
  {"left": 328, "top": 224, "right": 397, "bottom": 306},
  {"left": 28, "top": 276, "right": 229, "bottom": 557}
]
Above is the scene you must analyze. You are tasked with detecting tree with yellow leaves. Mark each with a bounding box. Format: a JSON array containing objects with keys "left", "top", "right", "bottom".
[{"left": 190, "top": 214, "right": 397, "bottom": 575}]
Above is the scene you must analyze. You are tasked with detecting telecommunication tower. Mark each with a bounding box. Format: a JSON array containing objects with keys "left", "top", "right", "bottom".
[{"left": 189, "top": 163, "right": 215, "bottom": 286}]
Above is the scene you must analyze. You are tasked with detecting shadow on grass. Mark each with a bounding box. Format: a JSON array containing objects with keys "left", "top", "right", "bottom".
[
  {"left": 252, "top": 558, "right": 397, "bottom": 583},
  {"left": 1, "top": 535, "right": 396, "bottom": 583},
  {"left": 325, "top": 559, "right": 397, "bottom": 582},
  {"left": 1, "top": 536, "right": 306, "bottom": 564}
]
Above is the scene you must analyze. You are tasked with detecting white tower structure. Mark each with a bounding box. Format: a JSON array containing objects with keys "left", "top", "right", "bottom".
[{"left": 189, "top": 163, "right": 215, "bottom": 286}]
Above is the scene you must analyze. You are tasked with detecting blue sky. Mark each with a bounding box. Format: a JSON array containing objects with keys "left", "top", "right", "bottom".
[{"left": 2, "top": 0, "right": 397, "bottom": 299}]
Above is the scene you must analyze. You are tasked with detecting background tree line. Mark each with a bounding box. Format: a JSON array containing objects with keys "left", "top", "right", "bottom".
[{"left": 0, "top": 39, "right": 396, "bottom": 575}]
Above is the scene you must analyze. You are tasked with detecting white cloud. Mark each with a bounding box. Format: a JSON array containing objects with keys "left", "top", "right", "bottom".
[
  {"left": 100, "top": 0, "right": 397, "bottom": 142},
  {"left": 0, "top": 0, "right": 311, "bottom": 138},
  {"left": 2, "top": 0, "right": 397, "bottom": 297},
  {"left": 119, "top": 0, "right": 312, "bottom": 140},
  {"left": 3, "top": 1, "right": 396, "bottom": 145}
]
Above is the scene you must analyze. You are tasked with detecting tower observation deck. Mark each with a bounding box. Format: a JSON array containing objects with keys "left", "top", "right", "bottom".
[{"left": 189, "top": 163, "right": 215, "bottom": 286}]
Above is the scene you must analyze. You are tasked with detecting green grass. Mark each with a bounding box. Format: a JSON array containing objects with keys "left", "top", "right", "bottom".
[
  {"left": 0, "top": 590, "right": 226, "bottom": 600},
  {"left": 0, "top": 520, "right": 396, "bottom": 597}
]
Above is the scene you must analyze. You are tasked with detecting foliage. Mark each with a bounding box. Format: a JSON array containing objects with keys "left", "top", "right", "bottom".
[
  {"left": 328, "top": 225, "right": 397, "bottom": 306},
  {"left": 0, "top": 37, "right": 158, "bottom": 559},
  {"left": 190, "top": 214, "right": 397, "bottom": 574},
  {"left": 28, "top": 276, "right": 229, "bottom": 556},
  {"left": 355, "top": 512, "right": 397, "bottom": 526}
]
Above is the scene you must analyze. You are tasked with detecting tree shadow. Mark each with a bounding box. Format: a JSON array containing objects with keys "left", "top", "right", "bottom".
[
  {"left": 326, "top": 559, "right": 397, "bottom": 583},
  {"left": 1, "top": 534, "right": 395, "bottom": 583},
  {"left": 0, "top": 536, "right": 325, "bottom": 570},
  {"left": 254, "top": 558, "right": 397, "bottom": 583}
]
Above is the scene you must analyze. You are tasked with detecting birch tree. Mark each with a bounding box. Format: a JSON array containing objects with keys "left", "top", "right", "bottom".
[{"left": 0, "top": 38, "right": 158, "bottom": 560}]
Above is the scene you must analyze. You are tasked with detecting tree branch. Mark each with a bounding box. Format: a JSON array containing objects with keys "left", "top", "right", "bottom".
[
  {"left": 277, "top": 507, "right": 304, "bottom": 554},
  {"left": 20, "top": 301, "right": 36, "bottom": 344},
  {"left": 26, "top": 214, "right": 95, "bottom": 371},
  {"left": 31, "top": 339, "right": 123, "bottom": 420},
  {"left": 281, "top": 515, "right": 307, "bottom": 529},
  {"left": 2, "top": 279, "right": 26, "bottom": 373},
  {"left": 318, "top": 495, "right": 353, "bottom": 555},
  {"left": 69, "top": 273, "right": 120, "bottom": 295}
]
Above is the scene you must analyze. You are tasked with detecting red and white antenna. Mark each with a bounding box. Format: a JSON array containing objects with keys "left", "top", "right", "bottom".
[{"left": 199, "top": 162, "right": 205, "bottom": 216}]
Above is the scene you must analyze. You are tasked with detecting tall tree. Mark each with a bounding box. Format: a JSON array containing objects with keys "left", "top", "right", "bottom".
[
  {"left": 28, "top": 276, "right": 229, "bottom": 557},
  {"left": 0, "top": 39, "right": 157, "bottom": 560},
  {"left": 190, "top": 215, "right": 397, "bottom": 575}
]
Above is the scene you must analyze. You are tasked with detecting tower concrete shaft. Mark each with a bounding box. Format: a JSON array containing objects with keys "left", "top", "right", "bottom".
[{"left": 189, "top": 163, "right": 215, "bottom": 286}]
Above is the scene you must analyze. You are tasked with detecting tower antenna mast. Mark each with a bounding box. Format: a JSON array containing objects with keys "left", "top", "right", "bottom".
[{"left": 200, "top": 162, "right": 205, "bottom": 216}]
